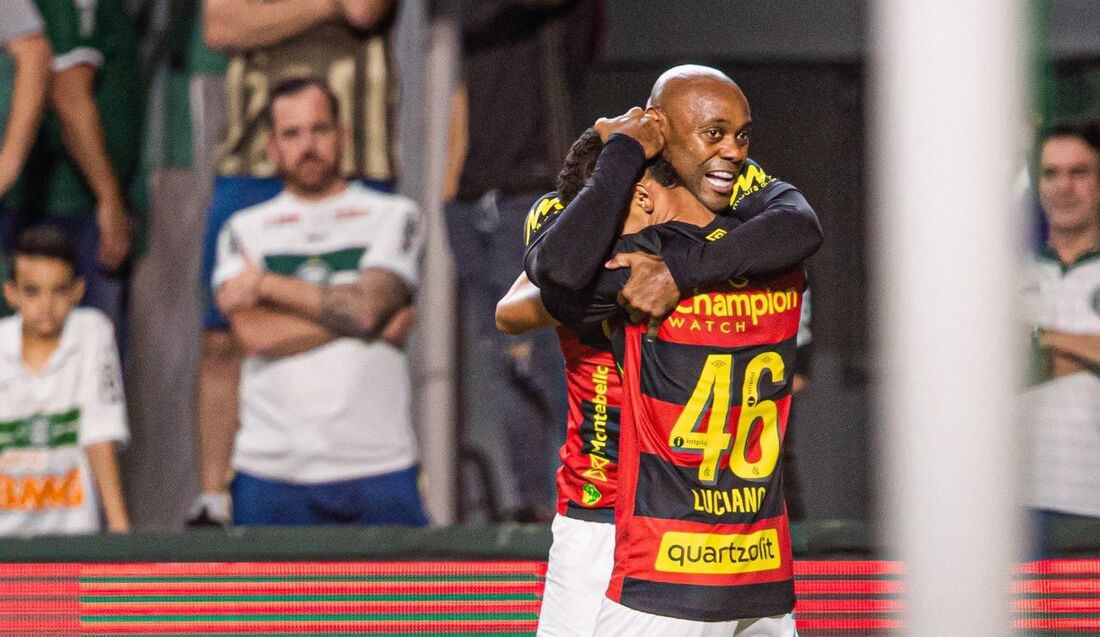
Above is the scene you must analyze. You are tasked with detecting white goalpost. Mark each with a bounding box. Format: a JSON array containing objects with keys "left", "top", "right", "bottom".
[{"left": 871, "top": 1, "right": 1028, "bottom": 634}]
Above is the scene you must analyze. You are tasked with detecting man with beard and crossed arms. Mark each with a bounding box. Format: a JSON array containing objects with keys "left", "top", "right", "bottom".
[
  {"left": 211, "top": 78, "right": 427, "bottom": 526},
  {"left": 504, "top": 66, "right": 820, "bottom": 636},
  {"left": 521, "top": 67, "right": 818, "bottom": 633}
]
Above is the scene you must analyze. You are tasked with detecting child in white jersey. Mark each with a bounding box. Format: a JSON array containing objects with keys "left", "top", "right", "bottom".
[{"left": 0, "top": 226, "right": 129, "bottom": 535}]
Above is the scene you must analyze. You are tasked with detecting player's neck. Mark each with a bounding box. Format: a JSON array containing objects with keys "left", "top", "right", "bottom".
[
  {"left": 622, "top": 205, "right": 650, "bottom": 234},
  {"left": 662, "top": 188, "right": 715, "bottom": 227},
  {"left": 1048, "top": 222, "right": 1100, "bottom": 265},
  {"left": 20, "top": 328, "right": 62, "bottom": 373}
]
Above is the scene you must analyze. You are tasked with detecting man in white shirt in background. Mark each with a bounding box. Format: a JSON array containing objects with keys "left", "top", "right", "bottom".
[
  {"left": 213, "top": 77, "right": 427, "bottom": 526},
  {"left": 1023, "top": 121, "right": 1100, "bottom": 554}
]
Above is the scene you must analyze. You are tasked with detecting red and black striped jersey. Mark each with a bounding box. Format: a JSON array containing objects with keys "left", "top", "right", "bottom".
[
  {"left": 553, "top": 327, "right": 621, "bottom": 520},
  {"left": 603, "top": 221, "right": 805, "bottom": 622},
  {"left": 522, "top": 156, "right": 820, "bottom": 529},
  {"left": 524, "top": 193, "right": 622, "bottom": 521}
]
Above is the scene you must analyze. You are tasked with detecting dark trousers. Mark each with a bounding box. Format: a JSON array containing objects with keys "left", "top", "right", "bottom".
[{"left": 445, "top": 191, "right": 567, "bottom": 514}]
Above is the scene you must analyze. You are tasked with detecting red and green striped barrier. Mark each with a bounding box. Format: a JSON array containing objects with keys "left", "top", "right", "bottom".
[{"left": 4, "top": 559, "right": 1100, "bottom": 634}]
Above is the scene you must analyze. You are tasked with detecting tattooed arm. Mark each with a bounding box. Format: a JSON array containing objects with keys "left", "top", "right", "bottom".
[{"left": 253, "top": 268, "right": 411, "bottom": 340}]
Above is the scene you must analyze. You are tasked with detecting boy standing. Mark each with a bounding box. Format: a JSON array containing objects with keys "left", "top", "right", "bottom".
[{"left": 0, "top": 226, "right": 128, "bottom": 534}]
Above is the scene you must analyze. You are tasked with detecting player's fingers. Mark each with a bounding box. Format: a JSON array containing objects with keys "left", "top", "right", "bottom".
[
  {"left": 607, "top": 251, "right": 649, "bottom": 270},
  {"left": 605, "top": 253, "right": 630, "bottom": 270},
  {"left": 618, "top": 290, "right": 642, "bottom": 322},
  {"left": 645, "top": 316, "right": 661, "bottom": 342}
]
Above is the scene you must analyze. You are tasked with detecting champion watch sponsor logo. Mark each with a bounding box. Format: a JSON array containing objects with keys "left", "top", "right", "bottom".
[{"left": 673, "top": 288, "right": 800, "bottom": 326}]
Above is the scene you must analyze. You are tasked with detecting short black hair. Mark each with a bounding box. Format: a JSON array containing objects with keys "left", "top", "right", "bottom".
[
  {"left": 645, "top": 155, "right": 682, "bottom": 189},
  {"left": 555, "top": 129, "right": 683, "bottom": 205},
  {"left": 1039, "top": 120, "right": 1100, "bottom": 155},
  {"left": 8, "top": 225, "right": 79, "bottom": 280},
  {"left": 556, "top": 128, "right": 604, "bottom": 205},
  {"left": 263, "top": 76, "right": 341, "bottom": 130}
]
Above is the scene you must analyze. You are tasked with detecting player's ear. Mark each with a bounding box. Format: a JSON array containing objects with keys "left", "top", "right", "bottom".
[
  {"left": 634, "top": 183, "right": 654, "bottom": 214},
  {"left": 2, "top": 280, "right": 16, "bottom": 310},
  {"left": 646, "top": 106, "right": 670, "bottom": 139}
]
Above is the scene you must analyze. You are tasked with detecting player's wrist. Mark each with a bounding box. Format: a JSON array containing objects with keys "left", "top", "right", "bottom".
[
  {"left": 605, "top": 133, "right": 646, "bottom": 161},
  {"left": 661, "top": 255, "right": 694, "bottom": 295}
]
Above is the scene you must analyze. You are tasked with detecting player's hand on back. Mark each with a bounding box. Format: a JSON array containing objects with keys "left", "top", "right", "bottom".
[
  {"left": 594, "top": 107, "right": 664, "bottom": 159},
  {"left": 606, "top": 251, "right": 681, "bottom": 339}
]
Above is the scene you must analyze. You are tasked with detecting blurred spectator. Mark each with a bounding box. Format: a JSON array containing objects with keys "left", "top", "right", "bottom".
[
  {"left": 0, "top": 225, "right": 129, "bottom": 535},
  {"left": 213, "top": 78, "right": 426, "bottom": 527},
  {"left": 0, "top": 0, "right": 143, "bottom": 355},
  {"left": 1023, "top": 121, "right": 1100, "bottom": 554},
  {"left": 192, "top": 0, "right": 400, "bottom": 526},
  {"left": 0, "top": 0, "right": 51, "bottom": 200},
  {"left": 445, "top": 0, "right": 601, "bottom": 521},
  {"left": 0, "top": 0, "right": 51, "bottom": 317}
]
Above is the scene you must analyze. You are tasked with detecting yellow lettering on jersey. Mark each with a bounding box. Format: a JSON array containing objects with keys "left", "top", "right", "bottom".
[
  {"left": 674, "top": 288, "right": 800, "bottom": 326},
  {"left": 729, "top": 164, "right": 776, "bottom": 211},
  {"left": 581, "top": 365, "right": 613, "bottom": 487},
  {"left": 692, "top": 486, "right": 767, "bottom": 515},
  {"left": 524, "top": 196, "right": 564, "bottom": 246},
  {"left": 656, "top": 529, "right": 781, "bottom": 574}
]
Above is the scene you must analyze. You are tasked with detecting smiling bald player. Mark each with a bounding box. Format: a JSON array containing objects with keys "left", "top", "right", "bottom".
[
  {"left": 526, "top": 66, "right": 820, "bottom": 635},
  {"left": 608, "top": 65, "right": 823, "bottom": 328}
]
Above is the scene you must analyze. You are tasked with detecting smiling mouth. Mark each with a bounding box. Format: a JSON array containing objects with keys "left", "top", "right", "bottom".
[{"left": 704, "top": 171, "right": 735, "bottom": 194}]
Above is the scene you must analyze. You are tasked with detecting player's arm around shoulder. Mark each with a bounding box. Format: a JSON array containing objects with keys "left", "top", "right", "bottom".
[
  {"left": 496, "top": 272, "right": 558, "bottom": 335},
  {"left": 499, "top": 193, "right": 565, "bottom": 334},
  {"left": 614, "top": 174, "right": 824, "bottom": 320}
]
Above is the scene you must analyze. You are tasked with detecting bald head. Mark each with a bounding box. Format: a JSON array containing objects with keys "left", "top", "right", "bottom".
[
  {"left": 648, "top": 64, "right": 739, "bottom": 109},
  {"left": 645, "top": 65, "right": 752, "bottom": 213}
]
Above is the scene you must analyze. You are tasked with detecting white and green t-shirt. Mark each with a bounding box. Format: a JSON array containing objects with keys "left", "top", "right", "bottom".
[
  {"left": 213, "top": 182, "right": 423, "bottom": 484},
  {"left": 0, "top": 308, "right": 128, "bottom": 535},
  {"left": 1020, "top": 248, "right": 1100, "bottom": 517}
]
